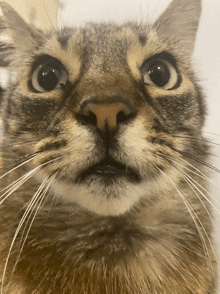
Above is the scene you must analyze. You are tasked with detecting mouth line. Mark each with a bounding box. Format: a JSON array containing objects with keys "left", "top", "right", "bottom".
[{"left": 77, "top": 157, "right": 141, "bottom": 183}]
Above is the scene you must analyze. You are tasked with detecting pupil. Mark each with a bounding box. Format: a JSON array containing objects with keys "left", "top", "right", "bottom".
[
  {"left": 38, "top": 64, "right": 60, "bottom": 91},
  {"left": 148, "top": 61, "right": 170, "bottom": 87}
]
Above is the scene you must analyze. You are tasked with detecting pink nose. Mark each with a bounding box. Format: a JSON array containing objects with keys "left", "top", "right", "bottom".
[{"left": 80, "top": 100, "right": 135, "bottom": 132}]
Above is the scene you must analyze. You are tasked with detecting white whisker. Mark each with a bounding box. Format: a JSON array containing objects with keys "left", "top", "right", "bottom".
[
  {"left": 16, "top": 178, "right": 51, "bottom": 253},
  {"left": 180, "top": 171, "right": 215, "bottom": 225},
  {"left": 1, "top": 178, "right": 48, "bottom": 294},
  {"left": 158, "top": 153, "right": 220, "bottom": 208},
  {"left": 177, "top": 156, "right": 220, "bottom": 189},
  {"left": 179, "top": 168, "right": 220, "bottom": 214},
  {"left": 1, "top": 173, "right": 57, "bottom": 294},
  {"left": 177, "top": 165, "right": 220, "bottom": 211},
  {"left": 0, "top": 156, "right": 62, "bottom": 205},
  {"left": 0, "top": 154, "right": 36, "bottom": 180},
  {"left": 0, "top": 140, "right": 38, "bottom": 149},
  {"left": 172, "top": 166, "right": 218, "bottom": 262},
  {"left": 0, "top": 167, "right": 40, "bottom": 204},
  {"left": 10, "top": 174, "right": 57, "bottom": 288},
  {"left": 159, "top": 152, "right": 217, "bottom": 186},
  {"left": 0, "top": 155, "right": 62, "bottom": 293},
  {"left": 155, "top": 166, "right": 215, "bottom": 275}
]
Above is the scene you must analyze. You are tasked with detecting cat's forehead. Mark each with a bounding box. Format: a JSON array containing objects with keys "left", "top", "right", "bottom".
[
  {"left": 62, "top": 23, "right": 148, "bottom": 49},
  {"left": 35, "top": 23, "right": 165, "bottom": 82},
  {"left": 41, "top": 23, "right": 153, "bottom": 62}
]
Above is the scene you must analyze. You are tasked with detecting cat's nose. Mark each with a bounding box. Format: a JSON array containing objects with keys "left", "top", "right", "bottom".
[{"left": 79, "top": 98, "right": 136, "bottom": 132}]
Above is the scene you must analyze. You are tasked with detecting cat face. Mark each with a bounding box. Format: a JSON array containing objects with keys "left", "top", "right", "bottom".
[
  {"left": 1, "top": 0, "right": 205, "bottom": 216},
  {"left": 0, "top": 1, "right": 218, "bottom": 293}
]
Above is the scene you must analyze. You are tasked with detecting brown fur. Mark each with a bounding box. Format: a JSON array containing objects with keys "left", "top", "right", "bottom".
[{"left": 0, "top": 0, "right": 218, "bottom": 293}]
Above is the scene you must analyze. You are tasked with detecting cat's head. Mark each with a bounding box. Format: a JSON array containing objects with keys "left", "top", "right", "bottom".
[{"left": 0, "top": 0, "right": 204, "bottom": 216}]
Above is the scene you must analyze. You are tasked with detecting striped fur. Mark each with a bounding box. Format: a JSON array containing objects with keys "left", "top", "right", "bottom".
[{"left": 0, "top": 0, "right": 218, "bottom": 293}]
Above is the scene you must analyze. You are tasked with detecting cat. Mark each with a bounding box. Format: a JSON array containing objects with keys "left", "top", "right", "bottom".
[{"left": 0, "top": 0, "right": 218, "bottom": 293}]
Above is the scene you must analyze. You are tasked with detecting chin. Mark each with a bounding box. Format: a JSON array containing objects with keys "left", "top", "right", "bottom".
[{"left": 50, "top": 175, "right": 148, "bottom": 216}]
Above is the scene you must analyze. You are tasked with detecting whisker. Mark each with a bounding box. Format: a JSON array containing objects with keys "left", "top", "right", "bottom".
[
  {"left": 175, "top": 168, "right": 215, "bottom": 224},
  {"left": 155, "top": 166, "right": 215, "bottom": 274},
  {"left": 172, "top": 148, "right": 220, "bottom": 174},
  {"left": 43, "top": 0, "right": 57, "bottom": 32},
  {"left": 202, "top": 131, "right": 220, "bottom": 138},
  {"left": 0, "top": 156, "right": 62, "bottom": 204},
  {"left": 174, "top": 156, "right": 219, "bottom": 185},
  {"left": 158, "top": 152, "right": 220, "bottom": 190},
  {"left": 173, "top": 135, "right": 220, "bottom": 147},
  {"left": 0, "top": 151, "right": 40, "bottom": 172},
  {"left": 172, "top": 158, "right": 220, "bottom": 212},
  {"left": 0, "top": 139, "right": 39, "bottom": 149},
  {"left": 1, "top": 177, "right": 49, "bottom": 294},
  {"left": 172, "top": 142, "right": 220, "bottom": 159},
  {"left": 9, "top": 174, "right": 57, "bottom": 288},
  {"left": 158, "top": 152, "right": 209, "bottom": 181},
  {"left": 0, "top": 155, "right": 60, "bottom": 294},
  {"left": 0, "top": 169, "right": 37, "bottom": 195},
  {"left": 0, "top": 154, "right": 36, "bottom": 179},
  {"left": 174, "top": 167, "right": 218, "bottom": 264},
  {"left": 16, "top": 178, "right": 51, "bottom": 252},
  {"left": 180, "top": 169, "right": 220, "bottom": 210},
  {"left": 157, "top": 152, "right": 220, "bottom": 212},
  {"left": 17, "top": 174, "right": 56, "bottom": 254},
  {"left": 0, "top": 167, "right": 40, "bottom": 204}
]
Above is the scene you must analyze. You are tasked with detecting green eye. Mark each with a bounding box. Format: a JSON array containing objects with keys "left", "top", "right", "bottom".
[
  {"left": 31, "top": 60, "right": 68, "bottom": 93},
  {"left": 142, "top": 59, "right": 179, "bottom": 90}
]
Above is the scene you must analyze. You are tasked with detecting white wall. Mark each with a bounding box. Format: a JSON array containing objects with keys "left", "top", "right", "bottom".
[{"left": 58, "top": 0, "right": 220, "bottom": 290}]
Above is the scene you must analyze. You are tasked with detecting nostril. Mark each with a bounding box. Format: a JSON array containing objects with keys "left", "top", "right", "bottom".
[
  {"left": 79, "top": 111, "right": 97, "bottom": 127},
  {"left": 116, "top": 110, "right": 130, "bottom": 125},
  {"left": 78, "top": 98, "right": 136, "bottom": 131}
]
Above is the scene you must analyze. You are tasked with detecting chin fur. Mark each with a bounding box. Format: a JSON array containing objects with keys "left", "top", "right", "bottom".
[{"left": 50, "top": 177, "right": 152, "bottom": 216}]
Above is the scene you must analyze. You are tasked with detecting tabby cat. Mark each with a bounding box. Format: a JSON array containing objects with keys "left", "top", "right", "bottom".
[{"left": 0, "top": 0, "right": 218, "bottom": 293}]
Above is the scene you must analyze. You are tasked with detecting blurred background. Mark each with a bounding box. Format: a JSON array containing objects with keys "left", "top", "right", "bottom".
[{"left": 0, "top": 0, "right": 220, "bottom": 290}]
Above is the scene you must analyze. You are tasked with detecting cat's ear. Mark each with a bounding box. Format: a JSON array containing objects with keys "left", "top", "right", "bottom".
[
  {"left": 0, "top": 2, "right": 43, "bottom": 50},
  {"left": 153, "top": 0, "right": 201, "bottom": 56}
]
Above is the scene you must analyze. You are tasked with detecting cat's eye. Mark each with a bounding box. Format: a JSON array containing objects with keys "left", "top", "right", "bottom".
[
  {"left": 31, "top": 60, "right": 68, "bottom": 92},
  {"left": 142, "top": 58, "right": 179, "bottom": 90}
]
